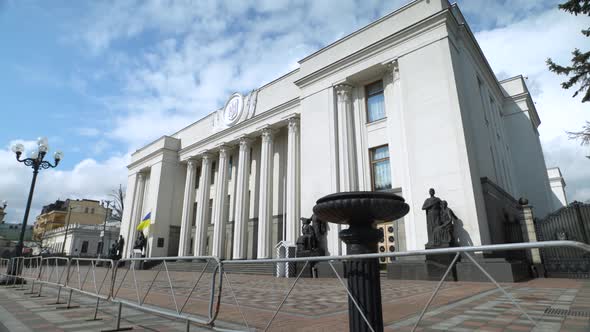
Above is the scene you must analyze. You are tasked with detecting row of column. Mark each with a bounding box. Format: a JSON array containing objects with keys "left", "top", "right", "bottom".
[{"left": 178, "top": 117, "right": 300, "bottom": 259}]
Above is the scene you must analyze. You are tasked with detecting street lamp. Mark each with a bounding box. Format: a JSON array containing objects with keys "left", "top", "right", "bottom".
[
  {"left": 0, "top": 201, "right": 7, "bottom": 224},
  {"left": 61, "top": 205, "right": 74, "bottom": 255},
  {"left": 12, "top": 137, "right": 63, "bottom": 258}
]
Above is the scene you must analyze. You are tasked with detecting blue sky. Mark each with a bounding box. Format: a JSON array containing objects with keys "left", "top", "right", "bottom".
[{"left": 1, "top": 0, "right": 588, "bottom": 223}]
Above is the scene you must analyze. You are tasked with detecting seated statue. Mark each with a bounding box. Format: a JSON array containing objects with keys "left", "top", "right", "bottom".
[
  {"left": 134, "top": 232, "right": 146, "bottom": 252},
  {"left": 109, "top": 244, "right": 118, "bottom": 260},
  {"left": 296, "top": 215, "right": 325, "bottom": 257},
  {"left": 432, "top": 200, "right": 455, "bottom": 248}
]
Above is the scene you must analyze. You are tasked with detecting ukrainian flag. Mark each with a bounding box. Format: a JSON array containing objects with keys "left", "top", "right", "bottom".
[{"left": 136, "top": 212, "right": 151, "bottom": 231}]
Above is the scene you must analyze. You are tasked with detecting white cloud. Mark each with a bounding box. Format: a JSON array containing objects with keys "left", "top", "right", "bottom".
[
  {"left": 77, "top": 127, "right": 101, "bottom": 137},
  {"left": 73, "top": 0, "right": 407, "bottom": 151},
  {"left": 0, "top": 141, "right": 128, "bottom": 224},
  {"left": 473, "top": 7, "right": 590, "bottom": 202}
]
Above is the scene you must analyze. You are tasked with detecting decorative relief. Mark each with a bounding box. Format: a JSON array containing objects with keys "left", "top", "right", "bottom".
[
  {"left": 201, "top": 152, "right": 211, "bottom": 164},
  {"left": 287, "top": 117, "right": 299, "bottom": 133},
  {"left": 261, "top": 127, "right": 275, "bottom": 142},
  {"left": 335, "top": 84, "right": 353, "bottom": 103},
  {"left": 187, "top": 159, "right": 197, "bottom": 168},
  {"left": 392, "top": 61, "right": 400, "bottom": 81},
  {"left": 239, "top": 137, "right": 253, "bottom": 151},
  {"left": 223, "top": 94, "right": 243, "bottom": 125},
  {"left": 218, "top": 145, "right": 230, "bottom": 159},
  {"left": 212, "top": 89, "right": 259, "bottom": 132}
]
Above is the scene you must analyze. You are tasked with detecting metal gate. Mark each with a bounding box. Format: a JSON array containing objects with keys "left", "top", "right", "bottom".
[{"left": 535, "top": 202, "right": 590, "bottom": 278}]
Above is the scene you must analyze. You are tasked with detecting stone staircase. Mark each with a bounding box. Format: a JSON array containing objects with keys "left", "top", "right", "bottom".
[{"left": 140, "top": 260, "right": 277, "bottom": 275}]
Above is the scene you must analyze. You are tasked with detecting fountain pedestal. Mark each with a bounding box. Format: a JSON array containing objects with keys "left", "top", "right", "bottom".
[{"left": 313, "top": 192, "right": 409, "bottom": 332}]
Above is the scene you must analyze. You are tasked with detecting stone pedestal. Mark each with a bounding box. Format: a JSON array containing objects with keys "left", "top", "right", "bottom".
[
  {"left": 312, "top": 191, "right": 409, "bottom": 332},
  {"left": 455, "top": 256, "right": 531, "bottom": 282},
  {"left": 387, "top": 254, "right": 457, "bottom": 281},
  {"left": 340, "top": 226, "right": 384, "bottom": 332}
]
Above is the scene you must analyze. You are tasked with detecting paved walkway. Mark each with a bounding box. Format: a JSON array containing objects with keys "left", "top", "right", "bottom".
[{"left": 1, "top": 275, "right": 589, "bottom": 331}]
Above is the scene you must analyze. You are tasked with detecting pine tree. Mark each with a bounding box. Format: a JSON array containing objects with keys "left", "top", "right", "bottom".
[
  {"left": 546, "top": 0, "right": 590, "bottom": 103},
  {"left": 546, "top": 0, "right": 590, "bottom": 147}
]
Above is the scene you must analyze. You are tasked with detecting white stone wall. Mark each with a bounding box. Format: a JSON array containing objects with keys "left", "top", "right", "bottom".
[{"left": 119, "top": 0, "right": 557, "bottom": 257}]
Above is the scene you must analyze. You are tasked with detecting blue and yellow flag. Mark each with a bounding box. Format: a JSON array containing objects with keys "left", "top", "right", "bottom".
[{"left": 136, "top": 212, "right": 151, "bottom": 231}]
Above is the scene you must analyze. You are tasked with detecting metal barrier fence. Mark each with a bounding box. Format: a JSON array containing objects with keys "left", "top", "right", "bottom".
[
  {"left": 110, "top": 256, "right": 222, "bottom": 329},
  {"left": 1, "top": 240, "right": 590, "bottom": 332},
  {"left": 0, "top": 258, "right": 9, "bottom": 278}
]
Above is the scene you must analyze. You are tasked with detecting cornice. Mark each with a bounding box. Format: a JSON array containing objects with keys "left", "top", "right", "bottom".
[
  {"left": 179, "top": 97, "right": 300, "bottom": 159},
  {"left": 297, "top": 0, "right": 425, "bottom": 64},
  {"left": 127, "top": 146, "right": 179, "bottom": 170},
  {"left": 294, "top": 10, "right": 449, "bottom": 88}
]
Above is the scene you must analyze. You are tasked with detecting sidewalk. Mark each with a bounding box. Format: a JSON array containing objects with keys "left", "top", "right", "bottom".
[{"left": 1, "top": 277, "right": 589, "bottom": 331}]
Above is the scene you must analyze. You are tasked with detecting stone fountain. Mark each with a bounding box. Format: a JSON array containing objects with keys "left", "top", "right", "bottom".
[{"left": 313, "top": 191, "right": 409, "bottom": 332}]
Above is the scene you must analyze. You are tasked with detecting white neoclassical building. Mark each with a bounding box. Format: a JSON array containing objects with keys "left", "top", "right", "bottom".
[{"left": 120, "top": 0, "right": 557, "bottom": 259}]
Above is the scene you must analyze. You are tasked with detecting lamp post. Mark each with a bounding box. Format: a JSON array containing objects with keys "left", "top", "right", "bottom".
[
  {"left": 0, "top": 200, "right": 7, "bottom": 224},
  {"left": 61, "top": 205, "right": 74, "bottom": 255},
  {"left": 100, "top": 200, "right": 111, "bottom": 259},
  {"left": 11, "top": 137, "right": 62, "bottom": 258}
]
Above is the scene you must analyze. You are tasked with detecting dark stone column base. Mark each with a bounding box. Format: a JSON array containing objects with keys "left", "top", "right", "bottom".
[
  {"left": 455, "top": 256, "right": 531, "bottom": 282},
  {"left": 387, "top": 254, "right": 457, "bottom": 281}
]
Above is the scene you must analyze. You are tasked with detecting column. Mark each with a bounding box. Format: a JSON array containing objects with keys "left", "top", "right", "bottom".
[
  {"left": 335, "top": 84, "right": 358, "bottom": 191},
  {"left": 519, "top": 201, "right": 542, "bottom": 265},
  {"left": 212, "top": 145, "right": 231, "bottom": 258},
  {"left": 178, "top": 159, "right": 197, "bottom": 256},
  {"left": 286, "top": 117, "right": 301, "bottom": 244},
  {"left": 194, "top": 153, "right": 212, "bottom": 256},
  {"left": 127, "top": 172, "right": 146, "bottom": 258},
  {"left": 232, "top": 137, "right": 252, "bottom": 259},
  {"left": 257, "top": 127, "right": 275, "bottom": 258}
]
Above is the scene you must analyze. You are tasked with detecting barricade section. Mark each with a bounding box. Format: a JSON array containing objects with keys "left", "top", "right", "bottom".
[
  {"left": 38, "top": 257, "right": 69, "bottom": 287},
  {"left": 21, "top": 256, "right": 42, "bottom": 281},
  {"left": 110, "top": 256, "right": 222, "bottom": 327},
  {"left": 0, "top": 258, "right": 9, "bottom": 278},
  {"left": 67, "top": 258, "right": 115, "bottom": 300}
]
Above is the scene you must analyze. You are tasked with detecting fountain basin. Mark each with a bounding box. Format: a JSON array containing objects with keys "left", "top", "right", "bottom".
[{"left": 313, "top": 191, "right": 409, "bottom": 226}]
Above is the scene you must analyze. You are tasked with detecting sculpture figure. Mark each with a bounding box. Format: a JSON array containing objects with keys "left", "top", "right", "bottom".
[
  {"left": 297, "top": 217, "right": 317, "bottom": 252},
  {"left": 296, "top": 214, "right": 326, "bottom": 257},
  {"left": 116, "top": 235, "right": 125, "bottom": 258},
  {"left": 109, "top": 244, "right": 118, "bottom": 260},
  {"left": 422, "top": 188, "right": 442, "bottom": 248},
  {"left": 433, "top": 200, "right": 455, "bottom": 247},
  {"left": 134, "top": 232, "right": 146, "bottom": 252}
]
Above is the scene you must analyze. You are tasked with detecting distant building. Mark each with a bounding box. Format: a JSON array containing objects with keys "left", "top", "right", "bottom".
[
  {"left": 547, "top": 167, "right": 568, "bottom": 210},
  {"left": 42, "top": 222, "right": 120, "bottom": 257},
  {"left": 0, "top": 223, "right": 33, "bottom": 241},
  {"left": 33, "top": 199, "right": 110, "bottom": 241}
]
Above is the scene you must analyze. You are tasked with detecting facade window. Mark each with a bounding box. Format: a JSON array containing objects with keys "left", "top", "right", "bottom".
[
  {"left": 91, "top": 208, "right": 95, "bottom": 214},
  {"left": 81, "top": 241, "right": 89, "bottom": 253},
  {"left": 195, "top": 166, "right": 201, "bottom": 189},
  {"left": 85, "top": 207, "right": 89, "bottom": 213},
  {"left": 211, "top": 161, "right": 216, "bottom": 184},
  {"left": 192, "top": 203, "right": 198, "bottom": 226},
  {"left": 229, "top": 156, "right": 233, "bottom": 179},
  {"left": 366, "top": 80, "right": 385, "bottom": 123},
  {"left": 157, "top": 238, "right": 165, "bottom": 248},
  {"left": 225, "top": 195, "right": 231, "bottom": 222},
  {"left": 370, "top": 145, "right": 392, "bottom": 191},
  {"left": 208, "top": 199, "right": 213, "bottom": 224}
]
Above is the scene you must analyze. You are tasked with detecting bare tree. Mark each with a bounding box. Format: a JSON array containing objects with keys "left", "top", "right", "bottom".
[{"left": 109, "top": 184, "right": 125, "bottom": 221}]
